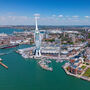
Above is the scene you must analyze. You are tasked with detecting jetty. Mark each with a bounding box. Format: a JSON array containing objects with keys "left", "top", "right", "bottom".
[{"left": 0, "top": 62, "right": 8, "bottom": 69}]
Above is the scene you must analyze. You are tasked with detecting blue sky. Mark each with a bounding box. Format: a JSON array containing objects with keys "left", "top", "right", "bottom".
[{"left": 0, "top": 0, "right": 90, "bottom": 25}]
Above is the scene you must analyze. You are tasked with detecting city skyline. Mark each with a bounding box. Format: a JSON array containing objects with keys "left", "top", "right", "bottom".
[{"left": 0, "top": 0, "right": 90, "bottom": 25}]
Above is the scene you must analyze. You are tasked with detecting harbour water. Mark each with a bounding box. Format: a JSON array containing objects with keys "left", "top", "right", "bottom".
[
  {"left": 0, "top": 29, "right": 90, "bottom": 90},
  {"left": 0, "top": 28, "right": 23, "bottom": 34}
]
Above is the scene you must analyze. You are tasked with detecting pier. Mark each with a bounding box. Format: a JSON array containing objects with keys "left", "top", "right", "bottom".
[{"left": 0, "top": 62, "right": 8, "bottom": 69}]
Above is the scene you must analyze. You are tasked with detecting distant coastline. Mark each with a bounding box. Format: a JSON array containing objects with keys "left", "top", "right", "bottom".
[{"left": 0, "top": 25, "right": 90, "bottom": 31}]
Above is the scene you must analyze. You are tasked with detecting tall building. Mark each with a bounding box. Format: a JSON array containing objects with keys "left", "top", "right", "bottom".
[{"left": 34, "top": 15, "right": 41, "bottom": 57}]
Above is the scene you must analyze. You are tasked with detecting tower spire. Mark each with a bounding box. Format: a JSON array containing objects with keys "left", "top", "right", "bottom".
[
  {"left": 34, "top": 14, "right": 40, "bottom": 30},
  {"left": 35, "top": 16, "right": 38, "bottom": 30}
]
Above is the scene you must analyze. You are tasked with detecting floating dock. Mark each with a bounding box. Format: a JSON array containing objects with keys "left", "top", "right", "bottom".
[{"left": 38, "top": 60, "right": 53, "bottom": 71}]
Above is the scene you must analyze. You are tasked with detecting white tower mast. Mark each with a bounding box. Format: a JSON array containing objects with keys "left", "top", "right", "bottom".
[
  {"left": 35, "top": 16, "right": 38, "bottom": 30},
  {"left": 34, "top": 14, "right": 41, "bottom": 58}
]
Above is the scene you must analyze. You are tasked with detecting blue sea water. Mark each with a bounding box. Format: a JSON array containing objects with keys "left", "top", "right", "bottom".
[{"left": 0, "top": 28, "right": 90, "bottom": 90}]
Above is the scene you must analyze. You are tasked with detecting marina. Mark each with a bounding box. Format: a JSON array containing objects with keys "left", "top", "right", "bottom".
[{"left": 38, "top": 59, "right": 53, "bottom": 71}]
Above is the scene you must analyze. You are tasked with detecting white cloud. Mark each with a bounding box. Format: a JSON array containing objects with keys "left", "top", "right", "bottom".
[
  {"left": 58, "top": 15, "right": 63, "bottom": 18},
  {"left": 67, "top": 18, "right": 72, "bottom": 20},
  {"left": 0, "top": 16, "right": 6, "bottom": 21},
  {"left": 52, "top": 15, "right": 56, "bottom": 17},
  {"left": 0, "top": 15, "right": 90, "bottom": 25},
  {"left": 0, "top": 16, "right": 32, "bottom": 25},
  {"left": 85, "top": 16, "right": 90, "bottom": 18}
]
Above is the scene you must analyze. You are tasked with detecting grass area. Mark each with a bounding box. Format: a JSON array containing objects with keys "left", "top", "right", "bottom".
[
  {"left": 86, "top": 63, "right": 90, "bottom": 65},
  {"left": 83, "top": 68, "right": 90, "bottom": 77},
  {"left": 88, "top": 33, "right": 90, "bottom": 38},
  {"left": 45, "top": 39, "right": 55, "bottom": 42},
  {"left": 66, "top": 67, "right": 68, "bottom": 71},
  {"left": 81, "top": 65, "right": 86, "bottom": 69}
]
